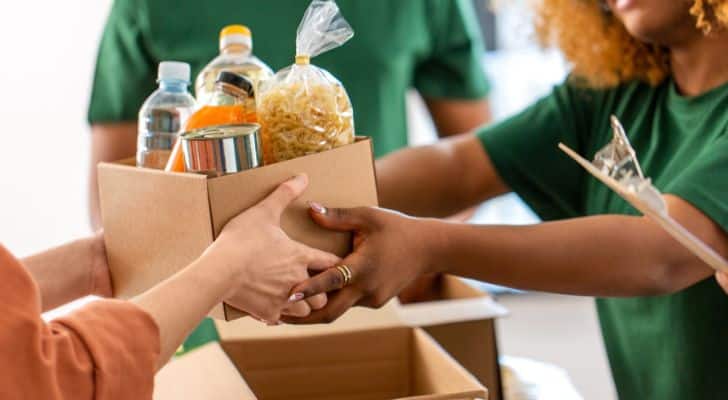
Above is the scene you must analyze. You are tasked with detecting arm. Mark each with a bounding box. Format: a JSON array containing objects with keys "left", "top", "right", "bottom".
[
  {"left": 88, "top": 122, "right": 137, "bottom": 230},
  {"left": 424, "top": 98, "right": 491, "bottom": 222},
  {"left": 424, "top": 97, "right": 491, "bottom": 138},
  {"left": 133, "top": 174, "right": 338, "bottom": 366},
  {"left": 22, "top": 233, "right": 111, "bottom": 312},
  {"left": 376, "top": 134, "right": 508, "bottom": 217},
  {"left": 284, "top": 195, "right": 728, "bottom": 323},
  {"left": 431, "top": 195, "right": 725, "bottom": 296},
  {"left": 0, "top": 176, "right": 337, "bottom": 400}
]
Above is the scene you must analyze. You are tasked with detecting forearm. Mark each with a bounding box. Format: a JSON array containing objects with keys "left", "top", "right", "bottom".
[
  {"left": 132, "top": 251, "right": 234, "bottom": 368},
  {"left": 424, "top": 97, "right": 491, "bottom": 137},
  {"left": 377, "top": 134, "right": 506, "bottom": 217},
  {"left": 427, "top": 215, "right": 714, "bottom": 297},
  {"left": 22, "top": 236, "right": 103, "bottom": 311}
]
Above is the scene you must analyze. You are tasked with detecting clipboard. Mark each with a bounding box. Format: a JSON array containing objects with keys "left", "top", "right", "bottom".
[{"left": 558, "top": 115, "right": 728, "bottom": 273}]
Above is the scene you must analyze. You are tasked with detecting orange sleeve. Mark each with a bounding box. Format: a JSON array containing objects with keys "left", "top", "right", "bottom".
[{"left": 0, "top": 244, "right": 160, "bottom": 400}]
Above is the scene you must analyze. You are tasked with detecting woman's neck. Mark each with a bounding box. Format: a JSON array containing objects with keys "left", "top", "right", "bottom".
[{"left": 670, "top": 29, "right": 728, "bottom": 96}]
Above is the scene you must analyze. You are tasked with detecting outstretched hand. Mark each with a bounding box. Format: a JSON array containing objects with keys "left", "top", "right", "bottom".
[
  {"left": 281, "top": 203, "right": 437, "bottom": 324},
  {"left": 203, "top": 175, "right": 339, "bottom": 323}
]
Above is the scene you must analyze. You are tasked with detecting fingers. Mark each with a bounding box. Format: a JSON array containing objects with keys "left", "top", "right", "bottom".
[
  {"left": 309, "top": 203, "right": 372, "bottom": 232},
  {"left": 281, "top": 288, "right": 361, "bottom": 324},
  {"left": 259, "top": 174, "right": 309, "bottom": 220},
  {"left": 306, "top": 293, "right": 328, "bottom": 310},
  {"left": 281, "top": 300, "right": 312, "bottom": 318},
  {"left": 289, "top": 265, "right": 350, "bottom": 300},
  {"left": 301, "top": 245, "right": 341, "bottom": 271}
]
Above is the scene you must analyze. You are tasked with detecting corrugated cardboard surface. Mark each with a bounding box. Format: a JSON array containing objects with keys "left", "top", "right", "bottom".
[
  {"left": 216, "top": 276, "right": 506, "bottom": 398},
  {"left": 204, "top": 139, "right": 379, "bottom": 320},
  {"left": 154, "top": 343, "right": 256, "bottom": 400},
  {"left": 397, "top": 276, "right": 506, "bottom": 400},
  {"left": 220, "top": 327, "right": 486, "bottom": 400},
  {"left": 207, "top": 138, "right": 378, "bottom": 258},
  {"left": 97, "top": 139, "right": 378, "bottom": 320},
  {"left": 98, "top": 161, "right": 214, "bottom": 300}
]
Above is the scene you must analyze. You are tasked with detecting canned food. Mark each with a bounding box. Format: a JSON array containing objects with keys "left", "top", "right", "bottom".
[{"left": 181, "top": 123, "right": 262, "bottom": 177}]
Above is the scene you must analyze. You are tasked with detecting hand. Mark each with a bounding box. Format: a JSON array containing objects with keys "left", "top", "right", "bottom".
[
  {"left": 717, "top": 272, "right": 728, "bottom": 294},
  {"left": 281, "top": 204, "right": 438, "bottom": 324},
  {"left": 199, "top": 175, "right": 339, "bottom": 323}
]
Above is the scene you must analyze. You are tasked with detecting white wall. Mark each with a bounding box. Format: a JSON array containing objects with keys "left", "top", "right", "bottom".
[{"left": 0, "top": 0, "right": 112, "bottom": 256}]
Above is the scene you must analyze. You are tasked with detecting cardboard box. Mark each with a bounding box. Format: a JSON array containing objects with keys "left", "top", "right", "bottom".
[
  {"left": 213, "top": 276, "right": 507, "bottom": 399},
  {"left": 396, "top": 276, "right": 508, "bottom": 400},
  {"left": 155, "top": 327, "right": 487, "bottom": 400},
  {"left": 97, "top": 138, "right": 378, "bottom": 320}
]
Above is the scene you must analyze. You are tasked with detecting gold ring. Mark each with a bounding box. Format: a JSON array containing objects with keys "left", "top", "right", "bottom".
[{"left": 336, "top": 265, "right": 352, "bottom": 286}]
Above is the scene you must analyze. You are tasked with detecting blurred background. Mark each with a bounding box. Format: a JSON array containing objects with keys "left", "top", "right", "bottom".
[{"left": 0, "top": 1, "right": 615, "bottom": 398}]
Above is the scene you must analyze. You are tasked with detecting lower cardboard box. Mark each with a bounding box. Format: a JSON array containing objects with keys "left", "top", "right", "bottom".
[
  {"left": 154, "top": 326, "right": 487, "bottom": 400},
  {"left": 97, "top": 138, "right": 378, "bottom": 321},
  {"left": 211, "top": 275, "right": 508, "bottom": 399},
  {"left": 396, "top": 275, "right": 509, "bottom": 400}
]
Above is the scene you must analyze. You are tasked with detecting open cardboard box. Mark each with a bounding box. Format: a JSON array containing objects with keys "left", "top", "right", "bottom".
[
  {"left": 396, "top": 275, "right": 508, "bottom": 400},
  {"left": 97, "top": 138, "right": 378, "bottom": 320},
  {"left": 155, "top": 326, "right": 487, "bottom": 400},
  {"left": 212, "top": 275, "right": 507, "bottom": 399}
]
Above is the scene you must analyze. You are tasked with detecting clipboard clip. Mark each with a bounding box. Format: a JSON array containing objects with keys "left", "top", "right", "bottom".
[
  {"left": 558, "top": 115, "right": 728, "bottom": 272},
  {"left": 592, "top": 116, "right": 667, "bottom": 214}
]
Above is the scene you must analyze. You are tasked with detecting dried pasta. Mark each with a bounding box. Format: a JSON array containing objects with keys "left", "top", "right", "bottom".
[
  {"left": 258, "top": 75, "right": 354, "bottom": 164},
  {"left": 256, "top": 0, "right": 355, "bottom": 164}
]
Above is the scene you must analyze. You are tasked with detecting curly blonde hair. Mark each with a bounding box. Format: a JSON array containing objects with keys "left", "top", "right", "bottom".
[{"left": 534, "top": 0, "right": 728, "bottom": 87}]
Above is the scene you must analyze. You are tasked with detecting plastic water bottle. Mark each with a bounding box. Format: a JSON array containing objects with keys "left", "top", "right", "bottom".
[{"left": 137, "top": 61, "right": 196, "bottom": 169}]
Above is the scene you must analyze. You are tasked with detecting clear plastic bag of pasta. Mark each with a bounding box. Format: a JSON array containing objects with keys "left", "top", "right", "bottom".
[{"left": 257, "top": 0, "right": 355, "bottom": 164}]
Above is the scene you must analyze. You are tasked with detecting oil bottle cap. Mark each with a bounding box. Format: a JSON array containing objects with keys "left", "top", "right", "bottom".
[
  {"left": 216, "top": 71, "right": 254, "bottom": 97},
  {"left": 157, "top": 61, "right": 191, "bottom": 83},
  {"left": 220, "top": 25, "right": 253, "bottom": 51}
]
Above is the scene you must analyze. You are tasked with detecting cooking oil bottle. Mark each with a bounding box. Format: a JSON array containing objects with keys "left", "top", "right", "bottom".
[{"left": 195, "top": 25, "right": 273, "bottom": 106}]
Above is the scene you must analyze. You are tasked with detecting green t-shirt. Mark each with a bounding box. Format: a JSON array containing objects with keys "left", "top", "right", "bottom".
[
  {"left": 90, "top": 0, "right": 489, "bottom": 355},
  {"left": 477, "top": 79, "right": 728, "bottom": 399},
  {"left": 88, "top": 0, "right": 490, "bottom": 157}
]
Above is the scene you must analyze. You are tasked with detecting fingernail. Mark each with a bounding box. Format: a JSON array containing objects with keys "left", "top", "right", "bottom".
[
  {"left": 308, "top": 201, "right": 327, "bottom": 215},
  {"left": 292, "top": 174, "right": 308, "bottom": 183},
  {"left": 288, "top": 292, "right": 304, "bottom": 302}
]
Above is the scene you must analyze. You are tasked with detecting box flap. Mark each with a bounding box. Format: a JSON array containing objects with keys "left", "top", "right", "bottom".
[
  {"left": 397, "top": 297, "right": 508, "bottom": 327},
  {"left": 206, "top": 139, "right": 378, "bottom": 258},
  {"left": 396, "top": 276, "right": 508, "bottom": 327},
  {"left": 222, "top": 327, "right": 411, "bottom": 400},
  {"left": 219, "top": 326, "right": 486, "bottom": 400},
  {"left": 153, "top": 343, "right": 257, "bottom": 400},
  {"left": 215, "top": 299, "right": 403, "bottom": 340},
  {"left": 98, "top": 162, "right": 215, "bottom": 299},
  {"left": 410, "top": 329, "right": 487, "bottom": 400}
]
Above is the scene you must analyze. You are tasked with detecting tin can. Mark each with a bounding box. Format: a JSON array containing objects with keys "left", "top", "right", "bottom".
[{"left": 181, "top": 124, "right": 262, "bottom": 177}]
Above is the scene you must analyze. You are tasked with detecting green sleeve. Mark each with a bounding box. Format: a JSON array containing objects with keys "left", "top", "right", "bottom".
[
  {"left": 665, "top": 134, "right": 728, "bottom": 233},
  {"left": 87, "top": 0, "right": 156, "bottom": 124},
  {"left": 476, "top": 83, "right": 597, "bottom": 220},
  {"left": 413, "top": 0, "right": 490, "bottom": 100}
]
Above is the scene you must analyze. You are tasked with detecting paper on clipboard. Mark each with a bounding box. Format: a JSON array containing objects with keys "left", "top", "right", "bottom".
[{"left": 558, "top": 115, "right": 728, "bottom": 273}]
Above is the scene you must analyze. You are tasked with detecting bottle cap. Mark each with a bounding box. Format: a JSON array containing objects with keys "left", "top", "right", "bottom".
[
  {"left": 157, "top": 61, "right": 191, "bottom": 83},
  {"left": 216, "top": 71, "right": 254, "bottom": 97},
  {"left": 220, "top": 24, "right": 253, "bottom": 51}
]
